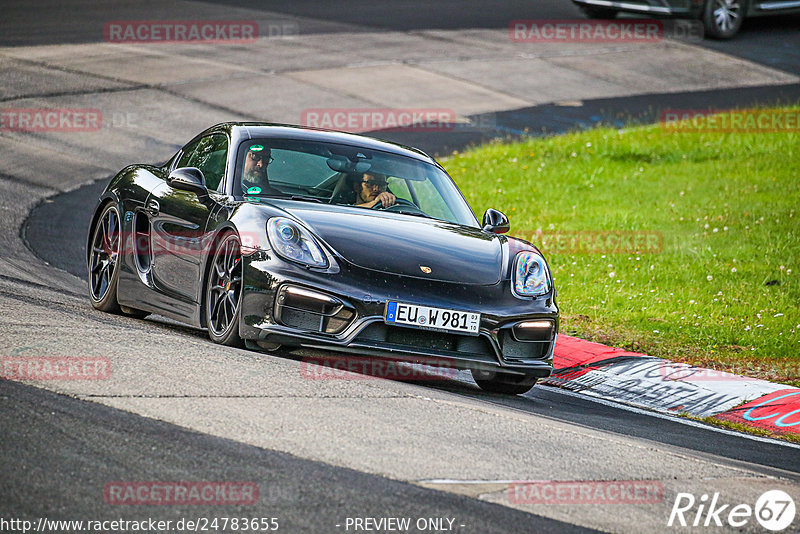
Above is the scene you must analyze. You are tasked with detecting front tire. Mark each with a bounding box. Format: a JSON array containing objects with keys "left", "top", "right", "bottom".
[
  {"left": 88, "top": 203, "right": 122, "bottom": 313},
  {"left": 205, "top": 232, "right": 244, "bottom": 347},
  {"left": 471, "top": 370, "right": 538, "bottom": 395},
  {"left": 703, "top": 0, "right": 744, "bottom": 39}
]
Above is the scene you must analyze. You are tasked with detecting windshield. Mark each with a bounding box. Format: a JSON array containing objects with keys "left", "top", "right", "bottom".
[{"left": 234, "top": 138, "right": 479, "bottom": 227}]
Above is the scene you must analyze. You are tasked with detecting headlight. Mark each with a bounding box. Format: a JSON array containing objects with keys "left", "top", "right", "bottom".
[
  {"left": 512, "top": 251, "right": 551, "bottom": 298},
  {"left": 267, "top": 217, "right": 328, "bottom": 268}
]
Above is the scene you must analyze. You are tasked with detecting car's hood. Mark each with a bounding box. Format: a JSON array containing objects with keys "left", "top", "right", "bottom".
[{"left": 277, "top": 203, "right": 505, "bottom": 285}]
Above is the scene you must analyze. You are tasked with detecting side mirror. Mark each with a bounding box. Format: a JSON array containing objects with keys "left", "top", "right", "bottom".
[
  {"left": 168, "top": 167, "right": 208, "bottom": 196},
  {"left": 482, "top": 208, "right": 510, "bottom": 234}
]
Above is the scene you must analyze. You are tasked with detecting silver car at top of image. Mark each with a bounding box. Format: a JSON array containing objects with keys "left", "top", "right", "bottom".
[{"left": 571, "top": 0, "right": 800, "bottom": 39}]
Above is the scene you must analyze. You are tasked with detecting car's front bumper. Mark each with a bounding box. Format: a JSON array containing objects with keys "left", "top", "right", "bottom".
[{"left": 239, "top": 251, "right": 558, "bottom": 377}]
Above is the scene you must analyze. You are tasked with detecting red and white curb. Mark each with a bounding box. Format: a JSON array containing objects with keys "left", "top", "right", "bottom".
[{"left": 546, "top": 335, "right": 800, "bottom": 436}]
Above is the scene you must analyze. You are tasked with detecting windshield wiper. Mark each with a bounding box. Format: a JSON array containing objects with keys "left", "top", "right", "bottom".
[{"left": 250, "top": 194, "right": 324, "bottom": 203}]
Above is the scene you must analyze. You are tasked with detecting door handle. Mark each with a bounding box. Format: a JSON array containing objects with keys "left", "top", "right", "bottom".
[{"left": 145, "top": 199, "right": 160, "bottom": 216}]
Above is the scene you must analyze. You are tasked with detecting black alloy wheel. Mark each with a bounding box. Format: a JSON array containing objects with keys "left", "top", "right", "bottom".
[
  {"left": 206, "top": 232, "right": 244, "bottom": 347},
  {"left": 88, "top": 203, "right": 122, "bottom": 312}
]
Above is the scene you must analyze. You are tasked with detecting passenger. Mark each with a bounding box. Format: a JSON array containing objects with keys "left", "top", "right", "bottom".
[{"left": 335, "top": 172, "right": 396, "bottom": 208}]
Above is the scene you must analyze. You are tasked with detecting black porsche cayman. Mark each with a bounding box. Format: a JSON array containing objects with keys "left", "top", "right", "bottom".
[{"left": 87, "top": 123, "right": 558, "bottom": 394}]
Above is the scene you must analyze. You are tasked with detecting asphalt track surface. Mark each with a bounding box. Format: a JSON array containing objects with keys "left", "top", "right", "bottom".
[
  {"left": 1, "top": 379, "right": 595, "bottom": 533},
  {"left": 4, "top": 1, "right": 800, "bottom": 533},
  {"left": 3, "top": 0, "right": 799, "bottom": 75},
  {"left": 211, "top": 0, "right": 800, "bottom": 75}
]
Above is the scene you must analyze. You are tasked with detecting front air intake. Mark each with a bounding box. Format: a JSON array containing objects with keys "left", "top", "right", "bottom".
[{"left": 274, "top": 285, "right": 355, "bottom": 334}]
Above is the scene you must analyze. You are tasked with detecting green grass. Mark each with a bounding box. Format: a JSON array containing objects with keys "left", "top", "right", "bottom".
[{"left": 443, "top": 108, "right": 800, "bottom": 385}]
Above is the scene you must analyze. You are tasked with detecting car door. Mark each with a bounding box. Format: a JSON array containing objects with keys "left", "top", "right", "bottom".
[{"left": 148, "top": 133, "right": 228, "bottom": 310}]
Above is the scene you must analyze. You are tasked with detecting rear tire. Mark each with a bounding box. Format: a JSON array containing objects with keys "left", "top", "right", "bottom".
[
  {"left": 88, "top": 203, "right": 122, "bottom": 313},
  {"left": 205, "top": 232, "right": 244, "bottom": 347},
  {"left": 579, "top": 6, "right": 618, "bottom": 19},
  {"left": 471, "top": 369, "right": 538, "bottom": 395},
  {"left": 702, "top": 0, "right": 744, "bottom": 39}
]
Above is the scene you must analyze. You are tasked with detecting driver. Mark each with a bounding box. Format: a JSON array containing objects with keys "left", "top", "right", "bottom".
[
  {"left": 242, "top": 145, "right": 281, "bottom": 195},
  {"left": 345, "top": 172, "right": 396, "bottom": 208}
]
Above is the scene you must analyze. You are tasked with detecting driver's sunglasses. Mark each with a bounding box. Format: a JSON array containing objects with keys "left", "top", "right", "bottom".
[
  {"left": 249, "top": 151, "right": 273, "bottom": 164},
  {"left": 362, "top": 179, "right": 388, "bottom": 190}
]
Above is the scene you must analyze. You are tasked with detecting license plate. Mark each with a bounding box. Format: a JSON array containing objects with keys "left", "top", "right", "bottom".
[{"left": 385, "top": 302, "right": 480, "bottom": 335}]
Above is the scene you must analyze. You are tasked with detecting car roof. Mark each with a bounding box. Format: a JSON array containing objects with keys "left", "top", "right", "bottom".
[{"left": 197, "top": 122, "right": 437, "bottom": 165}]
